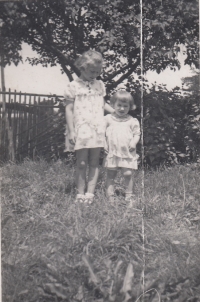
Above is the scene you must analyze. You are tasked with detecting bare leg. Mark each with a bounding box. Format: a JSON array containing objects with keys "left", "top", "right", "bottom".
[
  {"left": 87, "top": 148, "right": 101, "bottom": 194},
  {"left": 106, "top": 169, "right": 118, "bottom": 197},
  {"left": 76, "top": 149, "right": 88, "bottom": 194},
  {"left": 122, "top": 168, "right": 133, "bottom": 196}
]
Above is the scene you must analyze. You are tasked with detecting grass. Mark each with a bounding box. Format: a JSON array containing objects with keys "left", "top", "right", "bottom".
[{"left": 1, "top": 159, "right": 200, "bottom": 302}]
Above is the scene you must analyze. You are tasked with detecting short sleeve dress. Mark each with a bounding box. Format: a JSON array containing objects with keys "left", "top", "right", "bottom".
[
  {"left": 104, "top": 114, "right": 140, "bottom": 169},
  {"left": 64, "top": 78, "right": 106, "bottom": 152}
]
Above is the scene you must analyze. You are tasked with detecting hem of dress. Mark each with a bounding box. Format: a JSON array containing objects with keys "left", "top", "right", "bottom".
[
  {"left": 103, "top": 155, "right": 138, "bottom": 170},
  {"left": 105, "top": 166, "right": 138, "bottom": 170},
  {"left": 64, "top": 149, "right": 75, "bottom": 153},
  {"left": 64, "top": 145, "right": 104, "bottom": 152}
]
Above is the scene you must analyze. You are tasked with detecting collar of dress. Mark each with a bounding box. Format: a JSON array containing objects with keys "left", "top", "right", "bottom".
[
  {"left": 111, "top": 113, "right": 131, "bottom": 122},
  {"left": 77, "top": 78, "right": 95, "bottom": 85}
]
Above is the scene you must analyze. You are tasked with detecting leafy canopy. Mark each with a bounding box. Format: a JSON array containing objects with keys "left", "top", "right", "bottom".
[{"left": 0, "top": 0, "right": 199, "bottom": 90}]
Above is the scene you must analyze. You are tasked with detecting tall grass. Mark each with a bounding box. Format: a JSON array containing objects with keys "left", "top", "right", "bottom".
[{"left": 1, "top": 159, "right": 200, "bottom": 301}]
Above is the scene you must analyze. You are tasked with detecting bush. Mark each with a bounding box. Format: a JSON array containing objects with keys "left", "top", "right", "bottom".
[{"left": 128, "top": 77, "right": 200, "bottom": 167}]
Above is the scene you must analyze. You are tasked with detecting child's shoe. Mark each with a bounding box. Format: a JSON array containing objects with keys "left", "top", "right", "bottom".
[
  {"left": 85, "top": 193, "right": 94, "bottom": 204},
  {"left": 107, "top": 195, "right": 116, "bottom": 204},
  {"left": 125, "top": 194, "right": 136, "bottom": 202},
  {"left": 75, "top": 194, "right": 85, "bottom": 203},
  {"left": 124, "top": 194, "right": 137, "bottom": 208}
]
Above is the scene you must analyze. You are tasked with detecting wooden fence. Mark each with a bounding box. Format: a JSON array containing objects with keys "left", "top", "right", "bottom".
[{"left": 0, "top": 89, "right": 64, "bottom": 162}]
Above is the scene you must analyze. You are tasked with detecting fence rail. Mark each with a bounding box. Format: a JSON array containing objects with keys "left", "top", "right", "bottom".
[
  {"left": 0, "top": 91, "right": 63, "bottom": 97},
  {"left": 0, "top": 89, "right": 65, "bottom": 162}
]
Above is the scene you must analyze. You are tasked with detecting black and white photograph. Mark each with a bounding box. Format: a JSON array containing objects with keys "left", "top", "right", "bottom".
[{"left": 0, "top": 0, "right": 199, "bottom": 301}]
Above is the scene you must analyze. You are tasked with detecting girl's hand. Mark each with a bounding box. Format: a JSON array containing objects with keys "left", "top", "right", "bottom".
[
  {"left": 104, "top": 102, "right": 115, "bottom": 113},
  {"left": 69, "top": 131, "right": 76, "bottom": 145},
  {"left": 129, "top": 141, "right": 136, "bottom": 152}
]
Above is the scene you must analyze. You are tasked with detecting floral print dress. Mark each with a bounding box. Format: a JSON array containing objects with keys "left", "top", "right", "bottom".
[
  {"left": 104, "top": 114, "right": 140, "bottom": 169},
  {"left": 64, "top": 78, "right": 106, "bottom": 152}
]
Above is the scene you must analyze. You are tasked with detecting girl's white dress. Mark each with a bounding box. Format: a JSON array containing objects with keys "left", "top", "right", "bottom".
[
  {"left": 64, "top": 78, "right": 106, "bottom": 152},
  {"left": 104, "top": 114, "right": 140, "bottom": 169}
]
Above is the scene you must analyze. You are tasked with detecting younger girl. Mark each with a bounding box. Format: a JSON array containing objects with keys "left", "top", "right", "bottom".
[
  {"left": 104, "top": 90, "right": 140, "bottom": 204},
  {"left": 64, "top": 50, "right": 113, "bottom": 203}
]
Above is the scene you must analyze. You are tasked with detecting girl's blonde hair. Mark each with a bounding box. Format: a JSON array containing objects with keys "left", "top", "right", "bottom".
[
  {"left": 110, "top": 90, "right": 135, "bottom": 108},
  {"left": 74, "top": 50, "right": 103, "bottom": 70}
]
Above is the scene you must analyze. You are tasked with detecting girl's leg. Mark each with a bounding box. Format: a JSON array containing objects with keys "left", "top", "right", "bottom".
[
  {"left": 87, "top": 148, "right": 101, "bottom": 194},
  {"left": 76, "top": 149, "right": 88, "bottom": 194},
  {"left": 122, "top": 168, "right": 133, "bottom": 197},
  {"left": 106, "top": 169, "right": 118, "bottom": 198}
]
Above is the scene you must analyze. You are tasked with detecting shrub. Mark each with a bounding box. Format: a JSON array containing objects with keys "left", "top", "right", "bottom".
[{"left": 128, "top": 77, "right": 200, "bottom": 167}]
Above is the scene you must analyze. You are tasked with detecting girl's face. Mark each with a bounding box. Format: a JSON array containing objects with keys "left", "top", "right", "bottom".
[
  {"left": 114, "top": 99, "right": 130, "bottom": 117},
  {"left": 80, "top": 63, "right": 102, "bottom": 82}
]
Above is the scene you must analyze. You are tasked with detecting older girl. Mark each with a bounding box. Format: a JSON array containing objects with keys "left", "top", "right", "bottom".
[{"left": 64, "top": 50, "right": 113, "bottom": 203}]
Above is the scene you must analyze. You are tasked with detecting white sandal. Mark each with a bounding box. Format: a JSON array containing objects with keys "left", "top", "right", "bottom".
[
  {"left": 125, "top": 194, "right": 136, "bottom": 202},
  {"left": 75, "top": 194, "right": 85, "bottom": 203},
  {"left": 107, "top": 195, "right": 116, "bottom": 204},
  {"left": 84, "top": 193, "right": 94, "bottom": 204}
]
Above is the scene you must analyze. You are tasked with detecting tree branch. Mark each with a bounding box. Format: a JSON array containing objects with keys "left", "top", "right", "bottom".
[
  {"left": 21, "top": 6, "right": 79, "bottom": 79},
  {"left": 59, "top": 62, "right": 74, "bottom": 82},
  {"left": 106, "top": 57, "right": 140, "bottom": 91},
  {"left": 104, "top": 64, "right": 130, "bottom": 82},
  {"left": 49, "top": 45, "right": 79, "bottom": 75},
  {"left": 103, "top": 49, "right": 140, "bottom": 83}
]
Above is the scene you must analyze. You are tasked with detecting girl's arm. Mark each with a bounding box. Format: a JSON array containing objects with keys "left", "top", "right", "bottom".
[
  {"left": 104, "top": 101, "right": 115, "bottom": 113},
  {"left": 99, "top": 80, "right": 114, "bottom": 113},
  {"left": 129, "top": 135, "right": 140, "bottom": 149},
  {"left": 129, "top": 119, "right": 140, "bottom": 152},
  {"left": 65, "top": 100, "right": 75, "bottom": 144},
  {"left": 104, "top": 115, "right": 109, "bottom": 153},
  {"left": 129, "top": 135, "right": 140, "bottom": 152}
]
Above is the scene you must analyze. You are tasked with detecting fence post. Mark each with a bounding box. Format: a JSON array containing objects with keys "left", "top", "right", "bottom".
[
  {"left": 0, "top": 86, "right": 15, "bottom": 162},
  {"left": 13, "top": 90, "right": 17, "bottom": 156}
]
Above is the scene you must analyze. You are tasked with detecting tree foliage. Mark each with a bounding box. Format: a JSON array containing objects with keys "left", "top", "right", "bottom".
[
  {"left": 128, "top": 76, "right": 200, "bottom": 167},
  {"left": 182, "top": 72, "right": 199, "bottom": 94},
  {"left": 0, "top": 0, "right": 199, "bottom": 90}
]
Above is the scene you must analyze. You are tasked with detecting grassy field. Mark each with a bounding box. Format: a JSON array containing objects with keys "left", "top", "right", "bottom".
[{"left": 1, "top": 159, "right": 200, "bottom": 302}]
